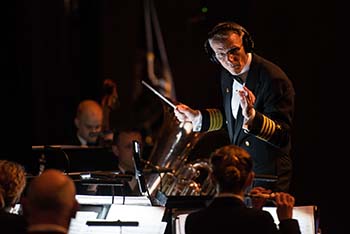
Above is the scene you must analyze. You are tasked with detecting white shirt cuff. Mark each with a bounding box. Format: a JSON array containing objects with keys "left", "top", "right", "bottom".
[
  {"left": 192, "top": 112, "right": 202, "bottom": 132},
  {"left": 242, "top": 108, "right": 256, "bottom": 132}
]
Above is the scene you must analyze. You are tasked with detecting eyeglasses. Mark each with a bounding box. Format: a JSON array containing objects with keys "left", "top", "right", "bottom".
[{"left": 215, "top": 46, "right": 243, "bottom": 60}]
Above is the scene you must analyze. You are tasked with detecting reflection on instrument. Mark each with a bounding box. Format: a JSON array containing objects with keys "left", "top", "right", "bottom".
[
  {"left": 159, "top": 159, "right": 216, "bottom": 196},
  {"left": 191, "top": 159, "right": 216, "bottom": 196}
]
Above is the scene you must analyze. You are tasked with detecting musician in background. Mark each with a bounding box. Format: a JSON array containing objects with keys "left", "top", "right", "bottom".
[
  {"left": 95, "top": 128, "right": 144, "bottom": 196},
  {"left": 73, "top": 99, "right": 104, "bottom": 146},
  {"left": 62, "top": 99, "right": 118, "bottom": 195},
  {"left": 184, "top": 145, "right": 300, "bottom": 234},
  {"left": 100, "top": 78, "right": 120, "bottom": 146}
]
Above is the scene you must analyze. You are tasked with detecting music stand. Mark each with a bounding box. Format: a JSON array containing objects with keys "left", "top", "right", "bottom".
[
  {"left": 132, "top": 140, "right": 155, "bottom": 206},
  {"left": 68, "top": 171, "right": 133, "bottom": 204},
  {"left": 30, "top": 145, "right": 118, "bottom": 174},
  {"left": 156, "top": 191, "right": 213, "bottom": 234},
  {"left": 31, "top": 146, "right": 135, "bottom": 204}
]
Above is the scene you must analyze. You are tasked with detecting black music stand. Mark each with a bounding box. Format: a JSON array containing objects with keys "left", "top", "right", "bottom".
[
  {"left": 132, "top": 140, "right": 156, "bottom": 206},
  {"left": 31, "top": 145, "right": 135, "bottom": 204},
  {"left": 86, "top": 220, "right": 139, "bottom": 227},
  {"left": 30, "top": 145, "right": 118, "bottom": 175},
  {"left": 68, "top": 171, "right": 133, "bottom": 204},
  {"left": 155, "top": 191, "right": 213, "bottom": 234}
]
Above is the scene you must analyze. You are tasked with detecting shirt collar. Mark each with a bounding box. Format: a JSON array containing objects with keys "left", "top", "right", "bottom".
[
  {"left": 77, "top": 133, "right": 87, "bottom": 146},
  {"left": 216, "top": 192, "right": 244, "bottom": 202}
]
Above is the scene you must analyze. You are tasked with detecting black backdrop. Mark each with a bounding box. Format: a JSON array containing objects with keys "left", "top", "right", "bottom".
[{"left": 6, "top": 0, "right": 343, "bottom": 233}]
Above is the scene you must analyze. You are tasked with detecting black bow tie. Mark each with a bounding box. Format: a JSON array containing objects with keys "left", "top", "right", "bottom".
[{"left": 233, "top": 75, "right": 243, "bottom": 84}]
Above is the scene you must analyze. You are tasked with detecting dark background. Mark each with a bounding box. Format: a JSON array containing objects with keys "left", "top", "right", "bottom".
[{"left": 5, "top": 0, "right": 342, "bottom": 233}]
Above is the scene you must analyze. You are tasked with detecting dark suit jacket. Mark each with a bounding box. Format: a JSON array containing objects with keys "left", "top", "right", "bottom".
[
  {"left": 69, "top": 134, "right": 83, "bottom": 146},
  {"left": 0, "top": 210, "right": 27, "bottom": 234},
  {"left": 200, "top": 54, "right": 295, "bottom": 192},
  {"left": 185, "top": 196, "right": 300, "bottom": 234}
]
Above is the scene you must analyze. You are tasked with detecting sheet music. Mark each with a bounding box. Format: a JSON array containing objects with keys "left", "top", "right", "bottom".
[
  {"left": 106, "top": 204, "right": 165, "bottom": 222},
  {"left": 105, "top": 204, "right": 167, "bottom": 234},
  {"left": 176, "top": 206, "right": 316, "bottom": 234},
  {"left": 77, "top": 222, "right": 167, "bottom": 234},
  {"left": 263, "top": 205, "right": 316, "bottom": 234},
  {"left": 68, "top": 211, "right": 99, "bottom": 234},
  {"left": 68, "top": 205, "right": 167, "bottom": 234},
  {"left": 76, "top": 195, "right": 152, "bottom": 206},
  {"left": 175, "top": 213, "right": 188, "bottom": 234}
]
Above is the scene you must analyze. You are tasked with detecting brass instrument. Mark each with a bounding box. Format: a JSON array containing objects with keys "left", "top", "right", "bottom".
[
  {"left": 141, "top": 80, "right": 216, "bottom": 197},
  {"left": 159, "top": 158, "right": 216, "bottom": 196},
  {"left": 144, "top": 104, "right": 216, "bottom": 197}
]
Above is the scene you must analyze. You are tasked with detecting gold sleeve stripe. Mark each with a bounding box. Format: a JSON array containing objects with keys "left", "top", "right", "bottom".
[
  {"left": 267, "top": 118, "right": 276, "bottom": 140},
  {"left": 214, "top": 110, "right": 223, "bottom": 130},
  {"left": 258, "top": 115, "right": 276, "bottom": 140},
  {"left": 260, "top": 116, "right": 268, "bottom": 139},
  {"left": 264, "top": 118, "right": 273, "bottom": 140},
  {"left": 212, "top": 110, "right": 218, "bottom": 130},
  {"left": 259, "top": 115, "right": 268, "bottom": 137},
  {"left": 263, "top": 115, "right": 272, "bottom": 139},
  {"left": 208, "top": 110, "right": 214, "bottom": 130},
  {"left": 207, "top": 109, "right": 223, "bottom": 131},
  {"left": 209, "top": 109, "right": 216, "bottom": 131}
]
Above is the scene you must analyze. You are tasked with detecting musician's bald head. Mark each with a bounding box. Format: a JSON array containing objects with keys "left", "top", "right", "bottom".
[
  {"left": 74, "top": 99, "right": 103, "bottom": 145},
  {"left": 23, "top": 169, "right": 78, "bottom": 229}
]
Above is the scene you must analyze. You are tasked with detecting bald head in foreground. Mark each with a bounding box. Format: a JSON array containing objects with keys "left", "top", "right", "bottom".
[{"left": 22, "top": 169, "right": 79, "bottom": 234}]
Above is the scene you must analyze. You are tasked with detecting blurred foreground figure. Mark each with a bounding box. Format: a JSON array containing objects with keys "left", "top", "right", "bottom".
[
  {"left": 0, "top": 160, "right": 27, "bottom": 234},
  {"left": 22, "top": 169, "right": 78, "bottom": 234}
]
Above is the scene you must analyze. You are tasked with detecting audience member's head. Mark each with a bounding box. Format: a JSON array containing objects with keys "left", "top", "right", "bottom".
[
  {"left": 0, "top": 160, "right": 26, "bottom": 212},
  {"left": 74, "top": 99, "right": 103, "bottom": 145},
  {"left": 112, "top": 128, "right": 143, "bottom": 173},
  {"left": 22, "top": 169, "right": 78, "bottom": 231},
  {"left": 209, "top": 144, "right": 254, "bottom": 195}
]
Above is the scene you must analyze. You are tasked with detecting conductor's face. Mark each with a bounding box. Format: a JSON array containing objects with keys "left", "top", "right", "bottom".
[{"left": 209, "top": 32, "right": 249, "bottom": 75}]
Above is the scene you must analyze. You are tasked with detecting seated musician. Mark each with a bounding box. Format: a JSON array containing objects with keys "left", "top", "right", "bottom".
[{"left": 78, "top": 127, "right": 144, "bottom": 196}]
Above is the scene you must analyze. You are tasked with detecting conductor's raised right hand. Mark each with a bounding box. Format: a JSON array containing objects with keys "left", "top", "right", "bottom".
[{"left": 174, "top": 104, "right": 200, "bottom": 123}]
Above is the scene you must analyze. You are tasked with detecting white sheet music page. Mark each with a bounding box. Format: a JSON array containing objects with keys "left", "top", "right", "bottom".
[
  {"left": 105, "top": 205, "right": 167, "bottom": 234},
  {"left": 76, "top": 223, "right": 167, "bottom": 234},
  {"left": 263, "top": 205, "right": 315, "bottom": 234},
  {"left": 75, "top": 195, "right": 152, "bottom": 206},
  {"left": 68, "top": 211, "right": 99, "bottom": 234},
  {"left": 71, "top": 195, "right": 161, "bottom": 234},
  {"left": 175, "top": 213, "right": 188, "bottom": 234},
  {"left": 68, "top": 205, "right": 166, "bottom": 234}
]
